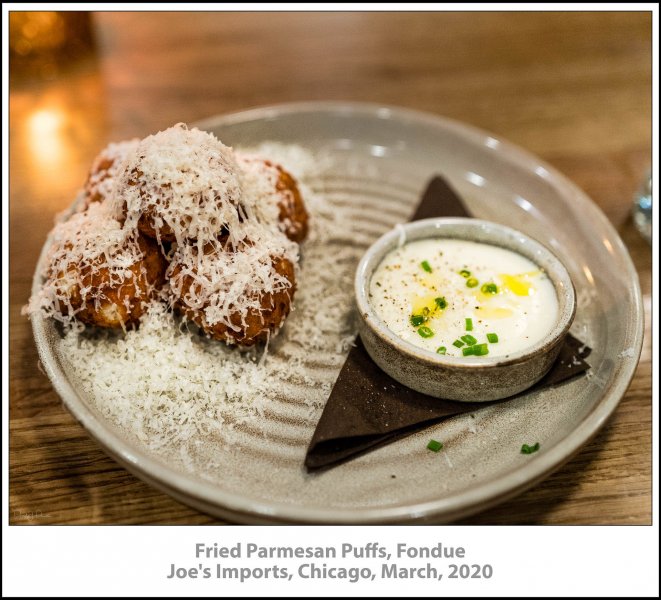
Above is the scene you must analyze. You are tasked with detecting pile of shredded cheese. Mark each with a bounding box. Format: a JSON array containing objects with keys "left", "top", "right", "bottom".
[
  {"left": 114, "top": 124, "right": 299, "bottom": 333},
  {"left": 112, "top": 124, "right": 247, "bottom": 245},
  {"left": 56, "top": 143, "right": 365, "bottom": 456},
  {"left": 26, "top": 124, "right": 301, "bottom": 338},
  {"left": 167, "top": 231, "right": 297, "bottom": 332}
]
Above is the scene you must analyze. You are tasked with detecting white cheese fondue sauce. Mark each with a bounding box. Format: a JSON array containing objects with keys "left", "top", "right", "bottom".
[{"left": 369, "top": 239, "right": 558, "bottom": 358}]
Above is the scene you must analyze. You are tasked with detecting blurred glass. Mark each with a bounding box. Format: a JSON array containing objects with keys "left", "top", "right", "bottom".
[
  {"left": 632, "top": 171, "right": 652, "bottom": 243},
  {"left": 9, "top": 11, "right": 95, "bottom": 81}
]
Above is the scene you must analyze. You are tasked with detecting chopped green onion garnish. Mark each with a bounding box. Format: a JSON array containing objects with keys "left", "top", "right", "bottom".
[
  {"left": 462, "top": 346, "right": 475, "bottom": 356},
  {"left": 461, "top": 334, "right": 477, "bottom": 346},
  {"left": 481, "top": 282, "right": 498, "bottom": 294},
  {"left": 427, "top": 439, "right": 443, "bottom": 452},
  {"left": 465, "top": 318, "right": 473, "bottom": 331},
  {"left": 452, "top": 339, "right": 465, "bottom": 348},
  {"left": 466, "top": 277, "right": 479, "bottom": 288},
  {"left": 418, "top": 326, "right": 434, "bottom": 338},
  {"left": 521, "top": 442, "right": 540, "bottom": 454},
  {"left": 459, "top": 269, "right": 471, "bottom": 278},
  {"left": 421, "top": 306, "right": 431, "bottom": 317},
  {"left": 421, "top": 260, "right": 432, "bottom": 273},
  {"left": 436, "top": 346, "right": 447, "bottom": 355},
  {"left": 487, "top": 333, "right": 499, "bottom": 343},
  {"left": 410, "top": 314, "right": 426, "bottom": 327},
  {"left": 472, "top": 343, "right": 489, "bottom": 356},
  {"left": 434, "top": 297, "right": 448, "bottom": 310}
]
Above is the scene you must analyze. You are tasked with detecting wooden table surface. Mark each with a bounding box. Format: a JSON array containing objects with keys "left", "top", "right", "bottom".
[{"left": 9, "top": 11, "right": 652, "bottom": 525}]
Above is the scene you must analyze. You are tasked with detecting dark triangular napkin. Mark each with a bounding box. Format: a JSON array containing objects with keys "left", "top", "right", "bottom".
[
  {"left": 409, "top": 175, "right": 470, "bottom": 220},
  {"left": 305, "top": 176, "right": 591, "bottom": 471}
]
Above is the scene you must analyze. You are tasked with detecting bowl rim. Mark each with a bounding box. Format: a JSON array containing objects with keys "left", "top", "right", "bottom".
[{"left": 355, "top": 217, "right": 577, "bottom": 370}]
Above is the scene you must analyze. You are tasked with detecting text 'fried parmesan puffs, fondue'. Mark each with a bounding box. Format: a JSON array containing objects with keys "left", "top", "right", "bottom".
[{"left": 25, "top": 123, "right": 309, "bottom": 347}]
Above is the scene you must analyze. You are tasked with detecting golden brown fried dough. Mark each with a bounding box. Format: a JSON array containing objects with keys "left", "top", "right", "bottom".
[
  {"left": 83, "top": 140, "right": 139, "bottom": 208},
  {"left": 275, "top": 165, "right": 309, "bottom": 243},
  {"left": 50, "top": 235, "right": 166, "bottom": 328},
  {"left": 168, "top": 241, "right": 296, "bottom": 346},
  {"left": 237, "top": 154, "right": 309, "bottom": 243},
  {"left": 114, "top": 124, "right": 244, "bottom": 244},
  {"left": 124, "top": 168, "right": 182, "bottom": 242}
]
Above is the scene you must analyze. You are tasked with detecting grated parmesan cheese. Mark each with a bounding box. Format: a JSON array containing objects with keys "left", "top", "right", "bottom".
[
  {"left": 167, "top": 228, "right": 298, "bottom": 336},
  {"left": 111, "top": 123, "right": 245, "bottom": 246},
  {"left": 56, "top": 144, "right": 371, "bottom": 458},
  {"left": 28, "top": 124, "right": 307, "bottom": 344},
  {"left": 234, "top": 152, "right": 283, "bottom": 229},
  {"left": 83, "top": 139, "right": 140, "bottom": 208},
  {"left": 24, "top": 202, "right": 148, "bottom": 326},
  {"left": 34, "top": 139, "right": 422, "bottom": 483}
]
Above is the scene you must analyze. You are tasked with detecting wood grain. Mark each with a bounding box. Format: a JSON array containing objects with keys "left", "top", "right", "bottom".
[{"left": 9, "top": 11, "right": 651, "bottom": 524}]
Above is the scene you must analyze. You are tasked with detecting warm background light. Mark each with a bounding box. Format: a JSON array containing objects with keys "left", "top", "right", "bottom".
[
  {"left": 10, "top": 12, "right": 68, "bottom": 56},
  {"left": 9, "top": 11, "right": 95, "bottom": 81},
  {"left": 27, "top": 107, "right": 68, "bottom": 171},
  {"left": 29, "top": 108, "right": 62, "bottom": 134}
]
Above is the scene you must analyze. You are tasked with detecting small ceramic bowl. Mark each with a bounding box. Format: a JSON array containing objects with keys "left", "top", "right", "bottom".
[{"left": 355, "top": 218, "right": 576, "bottom": 401}]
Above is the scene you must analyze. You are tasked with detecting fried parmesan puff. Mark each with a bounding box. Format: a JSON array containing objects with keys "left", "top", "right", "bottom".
[
  {"left": 236, "top": 153, "right": 309, "bottom": 243},
  {"left": 69, "top": 236, "right": 166, "bottom": 328},
  {"left": 168, "top": 239, "right": 296, "bottom": 346},
  {"left": 26, "top": 124, "right": 309, "bottom": 344},
  {"left": 36, "top": 205, "right": 167, "bottom": 328},
  {"left": 83, "top": 139, "right": 139, "bottom": 207},
  {"left": 113, "top": 123, "right": 244, "bottom": 244}
]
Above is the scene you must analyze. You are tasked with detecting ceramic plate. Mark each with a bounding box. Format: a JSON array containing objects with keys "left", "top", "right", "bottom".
[{"left": 31, "top": 102, "right": 643, "bottom": 523}]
